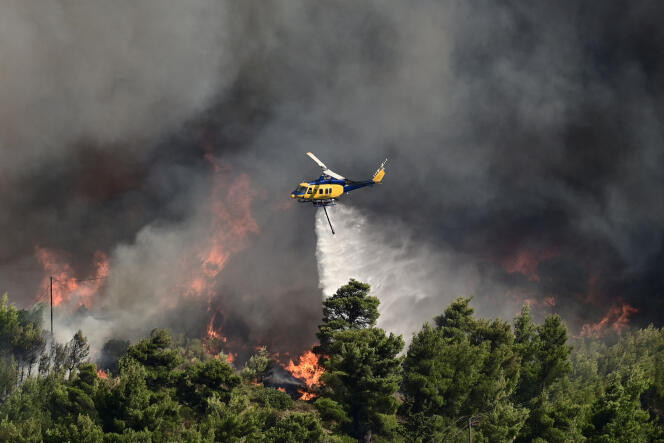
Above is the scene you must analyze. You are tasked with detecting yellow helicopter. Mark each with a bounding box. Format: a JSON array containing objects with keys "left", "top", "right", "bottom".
[{"left": 291, "top": 152, "right": 387, "bottom": 233}]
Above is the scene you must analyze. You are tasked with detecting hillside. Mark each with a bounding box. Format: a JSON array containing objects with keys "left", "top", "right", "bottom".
[{"left": 0, "top": 281, "right": 662, "bottom": 442}]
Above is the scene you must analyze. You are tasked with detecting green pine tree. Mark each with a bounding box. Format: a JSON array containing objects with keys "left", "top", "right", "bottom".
[{"left": 316, "top": 280, "right": 403, "bottom": 442}]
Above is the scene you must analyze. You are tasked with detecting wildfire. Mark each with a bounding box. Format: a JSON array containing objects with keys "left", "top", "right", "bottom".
[
  {"left": 299, "top": 391, "right": 317, "bottom": 401},
  {"left": 35, "top": 246, "right": 109, "bottom": 307},
  {"left": 187, "top": 165, "right": 259, "bottom": 360},
  {"left": 502, "top": 248, "right": 559, "bottom": 282},
  {"left": 187, "top": 171, "right": 259, "bottom": 299},
  {"left": 285, "top": 350, "right": 325, "bottom": 400},
  {"left": 206, "top": 312, "right": 226, "bottom": 342},
  {"left": 580, "top": 302, "right": 639, "bottom": 337},
  {"left": 97, "top": 368, "right": 108, "bottom": 379}
]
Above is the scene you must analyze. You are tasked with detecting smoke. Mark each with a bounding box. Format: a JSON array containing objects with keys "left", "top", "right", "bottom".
[
  {"left": 1, "top": 1, "right": 663, "bottom": 356},
  {"left": 314, "top": 204, "right": 598, "bottom": 340},
  {"left": 0, "top": 0, "right": 239, "bottom": 175}
]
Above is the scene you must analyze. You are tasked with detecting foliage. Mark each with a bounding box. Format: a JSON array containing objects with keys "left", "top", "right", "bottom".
[
  {"left": 263, "top": 412, "right": 324, "bottom": 442},
  {"left": 176, "top": 357, "right": 240, "bottom": 413},
  {"left": 402, "top": 298, "right": 526, "bottom": 442},
  {"left": 514, "top": 308, "right": 574, "bottom": 442},
  {"left": 124, "top": 328, "right": 183, "bottom": 390},
  {"left": 316, "top": 279, "right": 380, "bottom": 356},
  {"left": 316, "top": 280, "right": 404, "bottom": 442},
  {"left": 257, "top": 387, "right": 294, "bottom": 410},
  {"left": 240, "top": 346, "right": 273, "bottom": 383},
  {"left": 583, "top": 367, "right": 660, "bottom": 442},
  {"left": 0, "top": 287, "right": 662, "bottom": 442}
]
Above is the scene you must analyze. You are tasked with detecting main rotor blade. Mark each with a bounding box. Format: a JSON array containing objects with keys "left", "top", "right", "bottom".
[
  {"left": 323, "top": 169, "right": 345, "bottom": 180},
  {"left": 307, "top": 152, "right": 345, "bottom": 179},
  {"left": 306, "top": 152, "right": 327, "bottom": 169}
]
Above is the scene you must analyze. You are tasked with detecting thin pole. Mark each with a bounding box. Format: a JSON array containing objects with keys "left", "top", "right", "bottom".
[
  {"left": 50, "top": 276, "right": 53, "bottom": 339},
  {"left": 322, "top": 205, "right": 335, "bottom": 235},
  {"left": 468, "top": 417, "right": 472, "bottom": 443}
]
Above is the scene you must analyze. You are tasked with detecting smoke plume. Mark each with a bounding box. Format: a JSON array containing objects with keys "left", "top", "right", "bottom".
[{"left": 1, "top": 1, "right": 662, "bottom": 357}]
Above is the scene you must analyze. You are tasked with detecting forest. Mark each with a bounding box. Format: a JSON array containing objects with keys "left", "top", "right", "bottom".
[{"left": 0, "top": 280, "right": 662, "bottom": 442}]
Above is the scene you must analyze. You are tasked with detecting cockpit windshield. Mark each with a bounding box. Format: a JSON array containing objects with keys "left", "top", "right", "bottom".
[{"left": 292, "top": 185, "right": 308, "bottom": 195}]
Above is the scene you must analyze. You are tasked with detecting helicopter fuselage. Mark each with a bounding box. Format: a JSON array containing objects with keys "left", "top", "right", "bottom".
[{"left": 290, "top": 175, "right": 375, "bottom": 203}]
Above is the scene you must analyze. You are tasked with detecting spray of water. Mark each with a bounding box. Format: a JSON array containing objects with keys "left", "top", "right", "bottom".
[{"left": 315, "top": 204, "right": 482, "bottom": 341}]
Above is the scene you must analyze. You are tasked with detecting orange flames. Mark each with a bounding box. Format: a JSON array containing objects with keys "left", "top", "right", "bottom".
[
  {"left": 206, "top": 312, "right": 227, "bottom": 343},
  {"left": 502, "top": 248, "right": 559, "bottom": 282},
  {"left": 97, "top": 368, "right": 108, "bottom": 379},
  {"left": 187, "top": 168, "right": 259, "bottom": 299},
  {"left": 35, "top": 246, "right": 109, "bottom": 307},
  {"left": 286, "top": 350, "right": 325, "bottom": 400},
  {"left": 190, "top": 164, "right": 259, "bottom": 359},
  {"left": 580, "top": 302, "right": 639, "bottom": 337}
]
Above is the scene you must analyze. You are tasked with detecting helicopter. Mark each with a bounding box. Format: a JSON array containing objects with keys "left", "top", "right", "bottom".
[{"left": 291, "top": 152, "right": 387, "bottom": 234}]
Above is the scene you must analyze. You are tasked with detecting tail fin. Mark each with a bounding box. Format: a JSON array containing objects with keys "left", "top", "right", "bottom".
[{"left": 372, "top": 158, "right": 388, "bottom": 183}]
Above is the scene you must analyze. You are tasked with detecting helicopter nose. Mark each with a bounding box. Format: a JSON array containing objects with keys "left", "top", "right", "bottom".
[{"left": 291, "top": 194, "right": 295, "bottom": 199}]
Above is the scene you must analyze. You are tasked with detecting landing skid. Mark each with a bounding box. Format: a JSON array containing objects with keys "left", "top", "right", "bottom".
[{"left": 312, "top": 199, "right": 336, "bottom": 207}]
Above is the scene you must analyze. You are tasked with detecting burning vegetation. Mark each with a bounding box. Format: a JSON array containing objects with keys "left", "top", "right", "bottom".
[
  {"left": 35, "top": 246, "right": 109, "bottom": 307},
  {"left": 20, "top": 149, "right": 652, "bottom": 441},
  {"left": 580, "top": 302, "right": 640, "bottom": 338},
  {"left": 28, "top": 154, "right": 647, "bottom": 380},
  {"left": 285, "top": 350, "right": 325, "bottom": 400},
  {"left": 502, "top": 247, "right": 560, "bottom": 282},
  {"left": 1, "top": 279, "right": 663, "bottom": 442}
]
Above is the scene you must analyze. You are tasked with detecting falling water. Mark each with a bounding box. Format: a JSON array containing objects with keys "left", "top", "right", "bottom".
[{"left": 315, "top": 204, "right": 481, "bottom": 341}]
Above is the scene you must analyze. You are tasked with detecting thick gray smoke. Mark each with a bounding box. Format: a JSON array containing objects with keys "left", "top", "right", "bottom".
[
  {"left": 0, "top": 0, "right": 238, "bottom": 175},
  {"left": 1, "top": 1, "right": 662, "bottom": 356}
]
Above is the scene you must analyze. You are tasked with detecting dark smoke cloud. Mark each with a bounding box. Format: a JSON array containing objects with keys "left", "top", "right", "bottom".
[{"left": 1, "top": 1, "right": 662, "bottom": 354}]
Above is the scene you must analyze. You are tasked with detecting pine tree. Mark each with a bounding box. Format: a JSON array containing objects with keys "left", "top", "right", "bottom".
[
  {"left": 240, "top": 346, "right": 272, "bottom": 383},
  {"left": 316, "top": 280, "right": 403, "bottom": 442},
  {"left": 403, "top": 298, "right": 527, "bottom": 442},
  {"left": 583, "top": 367, "right": 659, "bottom": 442},
  {"left": 315, "top": 279, "right": 380, "bottom": 356},
  {"left": 124, "top": 328, "right": 183, "bottom": 390},
  {"left": 66, "top": 330, "right": 90, "bottom": 378},
  {"left": 515, "top": 311, "right": 574, "bottom": 442},
  {"left": 513, "top": 304, "right": 538, "bottom": 404},
  {"left": 176, "top": 358, "right": 240, "bottom": 413}
]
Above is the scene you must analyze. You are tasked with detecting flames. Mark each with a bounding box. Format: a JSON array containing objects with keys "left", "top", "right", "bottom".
[
  {"left": 286, "top": 350, "right": 325, "bottom": 400},
  {"left": 35, "top": 246, "right": 109, "bottom": 307},
  {"left": 206, "top": 312, "right": 227, "bottom": 342},
  {"left": 186, "top": 167, "right": 259, "bottom": 299},
  {"left": 502, "top": 248, "right": 559, "bottom": 282},
  {"left": 33, "top": 156, "right": 261, "bottom": 371},
  {"left": 189, "top": 163, "right": 259, "bottom": 361},
  {"left": 97, "top": 368, "right": 108, "bottom": 379},
  {"left": 502, "top": 248, "right": 641, "bottom": 337},
  {"left": 581, "top": 302, "right": 639, "bottom": 338}
]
